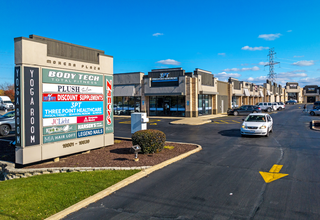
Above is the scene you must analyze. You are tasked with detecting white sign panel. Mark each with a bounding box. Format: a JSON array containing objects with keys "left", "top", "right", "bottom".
[
  {"left": 42, "top": 83, "right": 103, "bottom": 94},
  {"left": 43, "top": 117, "right": 77, "bottom": 127}
]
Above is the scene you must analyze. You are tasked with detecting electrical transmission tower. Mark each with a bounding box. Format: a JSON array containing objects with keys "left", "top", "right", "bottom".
[{"left": 264, "top": 48, "right": 280, "bottom": 83}]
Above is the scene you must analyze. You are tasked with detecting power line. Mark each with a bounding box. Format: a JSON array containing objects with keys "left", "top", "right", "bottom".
[{"left": 264, "top": 48, "right": 280, "bottom": 83}]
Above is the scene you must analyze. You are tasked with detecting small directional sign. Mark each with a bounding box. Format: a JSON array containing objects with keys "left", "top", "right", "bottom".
[{"left": 259, "top": 164, "right": 288, "bottom": 183}]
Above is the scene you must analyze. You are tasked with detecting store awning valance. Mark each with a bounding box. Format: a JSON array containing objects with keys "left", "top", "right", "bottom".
[
  {"left": 244, "top": 89, "right": 250, "bottom": 96},
  {"left": 259, "top": 91, "right": 264, "bottom": 97}
]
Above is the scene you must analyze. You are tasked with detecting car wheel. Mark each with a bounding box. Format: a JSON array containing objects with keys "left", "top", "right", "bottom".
[
  {"left": 0, "top": 125, "right": 10, "bottom": 136},
  {"left": 265, "top": 129, "right": 269, "bottom": 137},
  {"left": 234, "top": 111, "right": 239, "bottom": 116},
  {"left": 241, "top": 134, "right": 245, "bottom": 137},
  {"left": 278, "top": 107, "right": 282, "bottom": 111},
  {"left": 267, "top": 108, "right": 271, "bottom": 112},
  {"left": 310, "top": 111, "right": 315, "bottom": 116}
]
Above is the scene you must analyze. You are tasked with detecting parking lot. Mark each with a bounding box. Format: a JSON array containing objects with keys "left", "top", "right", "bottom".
[
  {"left": 2, "top": 105, "right": 320, "bottom": 219},
  {"left": 76, "top": 104, "right": 320, "bottom": 220}
]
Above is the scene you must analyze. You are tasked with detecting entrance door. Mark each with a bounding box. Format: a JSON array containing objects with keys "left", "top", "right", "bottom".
[
  {"left": 221, "top": 100, "right": 224, "bottom": 113},
  {"left": 164, "top": 96, "right": 171, "bottom": 116}
]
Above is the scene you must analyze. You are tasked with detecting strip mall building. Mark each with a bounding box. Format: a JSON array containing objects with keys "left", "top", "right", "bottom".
[{"left": 113, "top": 68, "right": 300, "bottom": 117}]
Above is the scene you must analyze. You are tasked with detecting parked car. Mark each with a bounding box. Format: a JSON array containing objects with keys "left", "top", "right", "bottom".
[
  {"left": 240, "top": 113, "right": 273, "bottom": 137},
  {"left": 0, "top": 111, "right": 15, "bottom": 136},
  {"left": 277, "top": 102, "right": 285, "bottom": 110},
  {"left": 286, "top": 100, "right": 296, "bottom": 105},
  {"left": 256, "top": 102, "right": 274, "bottom": 112},
  {"left": 309, "top": 107, "right": 320, "bottom": 116},
  {"left": 227, "top": 105, "right": 261, "bottom": 116},
  {"left": 272, "top": 102, "right": 279, "bottom": 111},
  {"left": 313, "top": 101, "right": 320, "bottom": 109}
]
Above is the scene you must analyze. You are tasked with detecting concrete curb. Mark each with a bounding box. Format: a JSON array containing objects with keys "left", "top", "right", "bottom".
[
  {"left": 169, "top": 114, "right": 228, "bottom": 125},
  {"left": 45, "top": 142, "right": 202, "bottom": 220},
  {"left": 311, "top": 120, "right": 320, "bottom": 131}
]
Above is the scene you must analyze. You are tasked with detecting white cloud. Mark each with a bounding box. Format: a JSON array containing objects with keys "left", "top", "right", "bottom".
[
  {"left": 298, "top": 77, "right": 320, "bottom": 87},
  {"left": 258, "top": 33, "right": 282, "bottom": 41},
  {"left": 246, "top": 76, "right": 268, "bottom": 84},
  {"left": 245, "top": 70, "right": 309, "bottom": 86},
  {"left": 156, "top": 59, "right": 180, "bottom": 65},
  {"left": 218, "top": 53, "right": 226, "bottom": 56},
  {"left": 152, "top": 33, "right": 164, "bottom": 37},
  {"left": 292, "top": 60, "right": 315, "bottom": 66},
  {"left": 241, "top": 46, "right": 269, "bottom": 51},
  {"left": 287, "top": 30, "right": 292, "bottom": 32},
  {"left": 216, "top": 72, "right": 241, "bottom": 79},
  {"left": 278, "top": 71, "right": 307, "bottom": 77},
  {"left": 293, "top": 55, "right": 304, "bottom": 58},
  {"left": 258, "top": 61, "right": 269, "bottom": 65},
  {"left": 223, "top": 66, "right": 260, "bottom": 72}
]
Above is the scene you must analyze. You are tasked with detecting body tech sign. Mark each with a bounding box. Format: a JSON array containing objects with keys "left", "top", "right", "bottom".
[
  {"left": 42, "top": 68, "right": 103, "bottom": 86},
  {"left": 105, "top": 76, "right": 113, "bottom": 133}
]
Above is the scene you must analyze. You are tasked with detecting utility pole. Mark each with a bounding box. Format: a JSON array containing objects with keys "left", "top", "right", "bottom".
[{"left": 264, "top": 48, "right": 280, "bottom": 83}]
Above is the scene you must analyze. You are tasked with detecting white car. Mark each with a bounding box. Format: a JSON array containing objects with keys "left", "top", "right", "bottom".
[{"left": 241, "top": 113, "right": 273, "bottom": 137}]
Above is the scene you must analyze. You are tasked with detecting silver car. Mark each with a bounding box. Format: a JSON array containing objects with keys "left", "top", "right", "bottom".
[
  {"left": 0, "top": 111, "right": 15, "bottom": 136},
  {"left": 310, "top": 107, "right": 320, "bottom": 116}
]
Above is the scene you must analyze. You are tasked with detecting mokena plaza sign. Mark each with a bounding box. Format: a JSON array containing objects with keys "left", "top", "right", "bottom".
[{"left": 14, "top": 36, "right": 114, "bottom": 164}]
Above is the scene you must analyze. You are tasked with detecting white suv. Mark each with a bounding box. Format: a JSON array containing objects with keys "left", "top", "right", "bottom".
[
  {"left": 256, "top": 102, "right": 274, "bottom": 112},
  {"left": 276, "top": 102, "right": 285, "bottom": 110}
]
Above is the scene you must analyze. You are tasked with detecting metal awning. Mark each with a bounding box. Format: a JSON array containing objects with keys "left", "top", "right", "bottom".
[
  {"left": 114, "top": 85, "right": 135, "bottom": 96},
  {"left": 259, "top": 91, "right": 264, "bottom": 97},
  {"left": 200, "top": 91, "right": 219, "bottom": 95},
  {"left": 267, "top": 90, "right": 271, "bottom": 96},
  {"left": 244, "top": 88, "right": 250, "bottom": 96}
]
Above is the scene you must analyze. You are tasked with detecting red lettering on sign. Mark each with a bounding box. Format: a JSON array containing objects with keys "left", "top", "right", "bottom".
[
  {"left": 77, "top": 115, "right": 103, "bottom": 123},
  {"left": 106, "top": 79, "right": 112, "bottom": 125},
  {"left": 43, "top": 94, "right": 103, "bottom": 101}
]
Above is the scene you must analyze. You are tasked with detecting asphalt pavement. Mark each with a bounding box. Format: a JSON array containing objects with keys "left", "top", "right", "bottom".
[
  {"left": 3, "top": 105, "right": 319, "bottom": 219},
  {"left": 63, "top": 104, "right": 320, "bottom": 219}
]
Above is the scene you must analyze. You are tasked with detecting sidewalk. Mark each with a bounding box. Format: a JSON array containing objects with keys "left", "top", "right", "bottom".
[{"left": 115, "top": 113, "right": 228, "bottom": 125}]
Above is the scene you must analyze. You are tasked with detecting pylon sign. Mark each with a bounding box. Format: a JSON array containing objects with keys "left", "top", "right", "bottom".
[{"left": 14, "top": 35, "right": 114, "bottom": 164}]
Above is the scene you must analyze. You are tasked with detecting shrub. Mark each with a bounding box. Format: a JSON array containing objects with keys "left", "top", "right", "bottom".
[{"left": 132, "top": 129, "right": 166, "bottom": 154}]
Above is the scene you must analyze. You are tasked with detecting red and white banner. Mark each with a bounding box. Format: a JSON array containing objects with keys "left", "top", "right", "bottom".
[
  {"left": 43, "top": 93, "right": 103, "bottom": 101},
  {"left": 77, "top": 115, "right": 103, "bottom": 123},
  {"left": 106, "top": 79, "right": 112, "bottom": 125}
]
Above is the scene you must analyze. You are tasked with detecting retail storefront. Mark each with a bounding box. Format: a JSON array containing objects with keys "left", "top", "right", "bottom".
[
  {"left": 113, "top": 72, "right": 144, "bottom": 115},
  {"left": 149, "top": 96, "right": 185, "bottom": 116},
  {"left": 198, "top": 94, "right": 212, "bottom": 115}
]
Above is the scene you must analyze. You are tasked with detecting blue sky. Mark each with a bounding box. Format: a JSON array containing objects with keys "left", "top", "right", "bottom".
[{"left": 1, "top": 0, "right": 319, "bottom": 86}]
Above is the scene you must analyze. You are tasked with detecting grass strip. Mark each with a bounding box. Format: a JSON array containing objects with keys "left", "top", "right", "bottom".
[{"left": 0, "top": 170, "right": 140, "bottom": 220}]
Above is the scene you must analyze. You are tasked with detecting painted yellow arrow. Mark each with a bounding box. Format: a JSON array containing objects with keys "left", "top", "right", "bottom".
[{"left": 259, "top": 164, "right": 288, "bottom": 183}]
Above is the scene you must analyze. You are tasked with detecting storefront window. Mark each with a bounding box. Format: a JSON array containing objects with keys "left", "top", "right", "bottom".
[
  {"left": 198, "top": 94, "right": 212, "bottom": 115},
  {"left": 232, "top": 96, "right": 239, "bottom": 108},
  {"left": 149, "top": 96, "right": 156, "bottom": 116},
  {"left": 177, "top": 96, "right": 185, "bottom": 116},
  {"left": 113, "top": 96, "right": 141, "bottom": 115},
  {"left": 148, "top": 96, "right": 185, "bottom": 117}
]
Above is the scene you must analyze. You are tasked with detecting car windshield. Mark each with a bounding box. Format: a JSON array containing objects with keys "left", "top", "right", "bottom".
[
  {"left": 245, "top": 115, "right": 266, "bottom": 122},
  {"left": 1, "top": 112, "right": 15, "bottom": 118}
]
